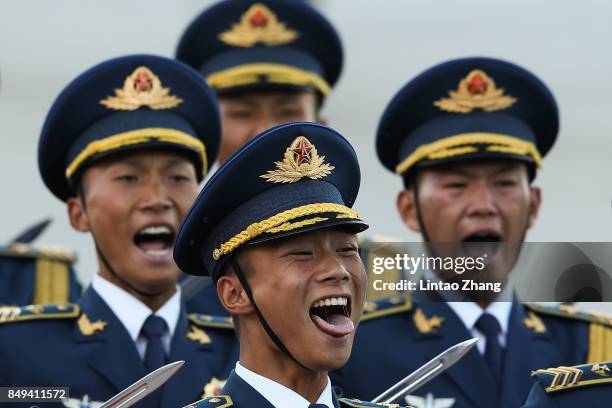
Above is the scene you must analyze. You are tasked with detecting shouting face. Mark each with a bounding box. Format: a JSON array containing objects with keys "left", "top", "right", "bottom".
[
  {"left": 220, "top": 228, "right": 366, "bottom": 372},
  {"left": 68, "top": 149, "right": 199, "bottom": 298}
]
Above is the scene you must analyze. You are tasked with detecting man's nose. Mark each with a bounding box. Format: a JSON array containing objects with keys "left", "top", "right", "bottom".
[
  {"left": 466, "top": 182, "right": 497, "bottom": 217},
  {"left": 138, "top": 178, "right": 172, "bottom": 212}
]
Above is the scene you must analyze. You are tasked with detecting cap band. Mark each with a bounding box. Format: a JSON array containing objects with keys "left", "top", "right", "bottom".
[
  {"left": 65, "top": 127, "right": 207, "bottom": 178},
  {"left": 206, "top": 63, "right": 330, "bottom": 96},
  {"left": 212, "top": 202, "right": 360, "bottom": 261},
  {"left": 395, "top": 132, "right": 543, "bottom": 175}
]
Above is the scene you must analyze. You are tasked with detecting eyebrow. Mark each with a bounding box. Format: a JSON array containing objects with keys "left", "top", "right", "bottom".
[{"left": 437, "top": 163, "right": 521, "bottom": 177}]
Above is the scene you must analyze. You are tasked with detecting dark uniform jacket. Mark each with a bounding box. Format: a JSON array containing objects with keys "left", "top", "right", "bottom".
[
  {"left": 0, "top": 287, "right": 239, "bottom": 407},
  {"left": 332, "top": 297, "right": 612, "bottom": 408}
]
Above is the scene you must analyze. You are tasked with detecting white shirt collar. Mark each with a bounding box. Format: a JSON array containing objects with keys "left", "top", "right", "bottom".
[
  {"left": 446, "top": 283, "right": 513, "bottom": 336},
  {"left": 235, "top": 362, "right": 334, "bottom": 408},
  {"left": 92, "top": 274, "right": 181, "bottom": 352}
]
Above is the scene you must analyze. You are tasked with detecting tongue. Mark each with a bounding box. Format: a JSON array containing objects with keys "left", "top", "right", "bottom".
[
  {"left": 311, "top": 313, "right": 354, "bottom": 337},
  {"left": 138, "top": 240, "right": 167, "bottom": 251}
]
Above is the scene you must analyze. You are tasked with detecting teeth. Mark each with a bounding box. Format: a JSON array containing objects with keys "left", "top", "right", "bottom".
[
  {"left": 140, "top": 225, "right": 172, "bottom": 235},
  {"left": 144, "top": 248, "right": 171, "bottom": 257},
  {"left": 312, "top": 296, "right": 348, "bottom": 308}
]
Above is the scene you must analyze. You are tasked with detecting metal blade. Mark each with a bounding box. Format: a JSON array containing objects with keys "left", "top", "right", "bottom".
[
  {"left": 372, "top": 338, "right": 478, "bottom": 403},
  {"left": 98, "top": 360, "right": 184, "bottom": 408}
]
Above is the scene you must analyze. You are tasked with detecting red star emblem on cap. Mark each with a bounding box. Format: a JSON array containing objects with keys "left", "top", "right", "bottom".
[
  {"left": 133, "top": 70, "right": 153, "bottom": 93},
  {"left": 292, "top": 139, "right": 313, "bottom": 165},
  {"left": 250, "top": 9, "right": 268, "bottom": 27},
  {"left": 468, "top": 73, "right": 487, "bottom": 95}
]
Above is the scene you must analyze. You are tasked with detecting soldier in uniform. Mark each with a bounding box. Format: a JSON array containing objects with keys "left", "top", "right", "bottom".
[
  {"left": 176, "top": 0, "right": 342, "bottom": 164},
  {"left": 522, "top": 361, "right": 612, "bottom": 406},
  {"left": 174, "top": 122, "right": 409, "bottom": 408},
  {"left": 175, "top": 0, "right": 345, "bottom": 315},
  {"left": 331, "top": 57, "right": 612, "bottom": 408},
  {"left": 0, "top": 55, "right": 238, "bottom": 407},
  {"left": 1, "top": 220, "right": 82, "bottom": 306}
]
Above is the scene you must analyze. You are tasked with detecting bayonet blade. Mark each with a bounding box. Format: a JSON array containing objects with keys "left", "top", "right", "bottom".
[
  {"left": 98, "top": 360, "right": 184, "bottom": 408},
  {"left": 372, "top": 338, "right": 478, "bottom": 403}
]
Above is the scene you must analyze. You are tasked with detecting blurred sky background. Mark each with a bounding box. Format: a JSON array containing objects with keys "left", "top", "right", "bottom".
[{"left": 1, "top": 0, "right": 611, "bottom": 294}]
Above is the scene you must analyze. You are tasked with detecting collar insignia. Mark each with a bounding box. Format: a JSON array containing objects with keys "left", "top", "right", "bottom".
[
  {"left": 201, "top": 377, "right": 227, "bottom": 399},
  {"left": 260, "top": 136, "right": 334, "bottom": 183},
  {"left": 413, "top": 308, "right": 444, "bottom": 334},
  {"left": 219, "top": 3, "right": 299, "bottom": 47},
  {"left": 100, "top": 66, "right": 183, "bottom": 111},
  {"left": 405, "top": 393, "right": 455, "bottom": 408},
  {"left": 77, "top": 313, "right": 108, "bottom": 336},
  {"left": 523, "top": 311, "right": 547, "bottom": 334},
  {"left": 187, "top": 325, "right": 212, "bottom": 345},
  {"left": 592, "top": 362, "right": 611, "bottom": 377},
  {"left": 62, "top": 394, "right": 103, "bottom": 408},
  {"left": 434, "top": 69, "right": 517, "bottom": 113}
]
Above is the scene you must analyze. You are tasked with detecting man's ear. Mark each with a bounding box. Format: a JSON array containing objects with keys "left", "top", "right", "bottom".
[
  {"left": 396, "top": 189, "right": 421, "bottom": 233},
  {"left": 67, "top": 195, "right": 90, "bottom": 233},
  {"left": 526, "top": 186, "right": 542, "bottom": 229},
  {"left": 316, "top": 116, "right": 328, "bottom": 126},
  {"left": 217, "top": 272, "right": 253, "bottom": 316}
]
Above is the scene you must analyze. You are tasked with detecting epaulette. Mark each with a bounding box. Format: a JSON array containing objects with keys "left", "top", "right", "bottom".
[
  {"left": 0, "top": 243, "right": 77, "bottom": 263},
  {"left": 525, "top": 303, "right": 612, "bottom": 362},
  {"left": 361, "top": 296, "right": 412, "bottom": 322},
  {"left": 531, "top": 361, "right": 612, "bottom": 393},
  {"left": 188, "top": 313, "right": 235, "bottom": 329},
  {"left": 0, "top": 303, "right": 80, "bottom": 324},
  {"left": 183, "top": 395, "right": 233, "bottom": 408},
  {"left": 524, "top": 303, "right": 612, "bottom": 327},
  {"left": 340, "top": 397, "right": 412, "bottom": 408}
]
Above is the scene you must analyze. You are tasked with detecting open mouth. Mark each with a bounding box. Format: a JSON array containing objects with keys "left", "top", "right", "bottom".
[
  {"left": 461, "top": 231, "right": 502, "bottom": 257},
  {"left": 133, "top": 224, "right": 176, "bottom": 260},
  {"left": 308, "top": 296, "right": 354, "bottom": 338}
]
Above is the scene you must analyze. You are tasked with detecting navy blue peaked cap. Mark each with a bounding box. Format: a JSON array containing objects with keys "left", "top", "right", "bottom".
[
  {"left": 39, "top": 55, "right": 221, "bottom": 201},
  {"left": 176, "top": 0, "right": 343, "bottom": 97},
  {"left": 376, "top": 57, "right": 559, "bottom": 176},
  {"left": 174, "top": 122, "right": 367, "bottom": 280}
]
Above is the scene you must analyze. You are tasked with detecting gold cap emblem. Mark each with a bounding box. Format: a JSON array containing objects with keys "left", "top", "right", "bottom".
[
  {"left": 260, "top": 136, "right": 334, "bottom": 183},
  {"left": 434, "top": 69, "right": 517, "bottom": 113},
  {"left": 219, "top": 3, "right": 299, "bottom": 48},
  {"left": 100, "top": 66, "right": 183, "bottom": 111}
]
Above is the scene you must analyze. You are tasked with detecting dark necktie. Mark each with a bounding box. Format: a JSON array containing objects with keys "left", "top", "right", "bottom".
[
  {"left": 309, "top": 405, "right": 329, "bottom": 408},
  {"left": 141, "top": 314, "right": 168, "bottom": 408},
  {"left": 475, "top": 312, "right": 504, "bottom": 383}
]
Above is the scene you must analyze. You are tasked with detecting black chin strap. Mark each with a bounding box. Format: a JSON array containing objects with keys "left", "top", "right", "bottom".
[
  {"left": 229, "top": 257, "right": 308, "bottom": 370},
  {"left": 80, "top": 192, "right": 164, "bottom": 298},
  {"left": 93, "top": 240, "right": 165, "bottom": 298},
  {"left": 411, "top": 182, "right": 431, "bottom": 243}
]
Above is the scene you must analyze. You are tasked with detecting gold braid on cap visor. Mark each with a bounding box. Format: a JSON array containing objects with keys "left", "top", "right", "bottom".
[
  {"left": 212, "top": 203, "right": 360, "bottom": 260},
  {"left": 65, "top": 127, "right": 207, "bottom": 178},
  {"left": 206, "top": 63, "right": 331, "bottom": 96},
  {"left": 395, "top": 132, "right": 543, "bottom": 175}
]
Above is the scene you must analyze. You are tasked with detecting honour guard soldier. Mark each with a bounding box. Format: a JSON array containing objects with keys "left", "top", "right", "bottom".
[
  {"left": 1, "top": 220, "right": 82, "bottom": 306},
  {"left": 331, "top": 57, "right": 612, "bottom": 408},
  {"left": 0, "top": 55, "right": 238, "bottom": 407},
  {"left": 176, "top": 0, "right": 342, "bottom": 165},
  {"left": 176, "top": 0, "right": 345, "bottom": 316},
  {"left": 174, "top": 122, "right": 410, "bottom": 408},
  {"left": 522, "top": 361, "right": 612, "bottom": 406}
]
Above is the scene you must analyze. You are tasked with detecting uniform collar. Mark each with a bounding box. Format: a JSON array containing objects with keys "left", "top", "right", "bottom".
[
  {"left": 235, "top": 361, "right": 334, "bottom": 408},
  {"left": 92, "top": 274, "right": 181, "bottom": 344},
  {"left": 446, "top": 283, "right": 513, "bottom": 336}
]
